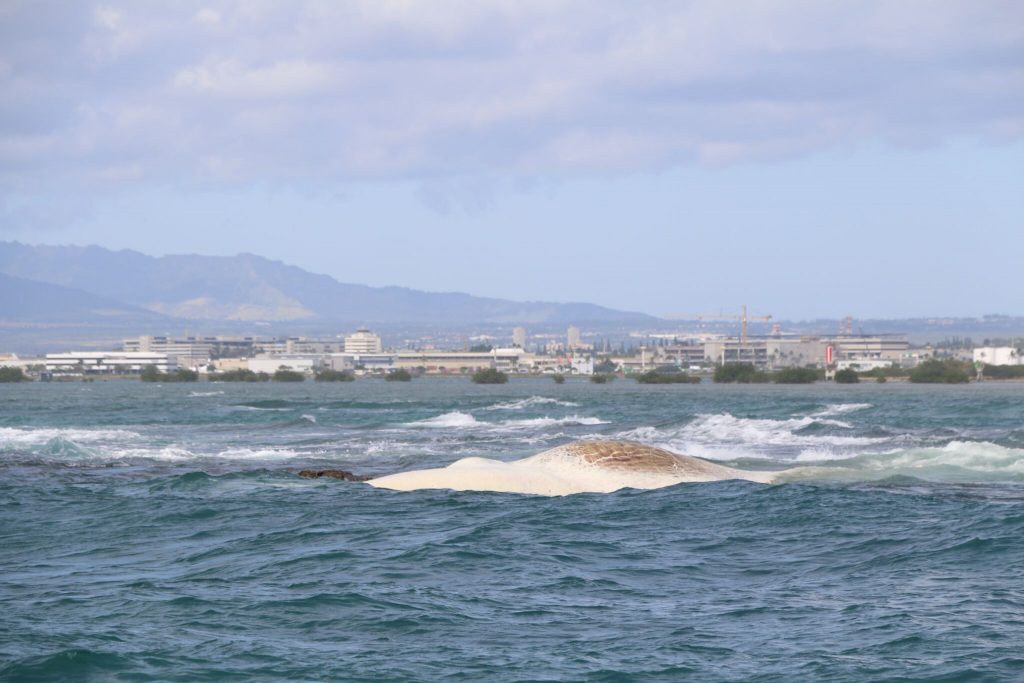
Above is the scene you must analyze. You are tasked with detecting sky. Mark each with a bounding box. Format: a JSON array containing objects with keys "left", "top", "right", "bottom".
[{"left": 1, "top": 0, "right": 1022, "bottom": 320}]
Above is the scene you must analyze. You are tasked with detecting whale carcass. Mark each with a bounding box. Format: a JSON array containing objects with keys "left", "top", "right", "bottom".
[{"left": 364, "top": 440, "right": 777, "bottom": 496}]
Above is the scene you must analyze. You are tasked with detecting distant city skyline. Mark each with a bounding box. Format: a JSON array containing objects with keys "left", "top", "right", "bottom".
[{"left": 1, "top": 2, "right": 1022, "bottom": 319}]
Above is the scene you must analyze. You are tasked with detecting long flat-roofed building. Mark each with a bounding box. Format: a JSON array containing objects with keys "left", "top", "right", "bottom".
[
  {"left": 247, "top": 357, "right": 320, "bottom": 374},
  {"left": 123, "top": 336, "right": 212, "bottom": 368},
  {"left": 391, "top": 348, "right": 526, "bottom": 374},
  {"left": 393, "top": 351, "right": 494, "bottom": 374},
  {"left": 123, "top": 336, "right": 261, "bottom": 368},
  {"left": 832, "top": 336, "right": 909, "bottom": 361},
  {"left": 46, "top": 351, "right": 176, "bottom": 375},
  {"left": 703, "top": 339, "right": 770, "bottom": 367}
]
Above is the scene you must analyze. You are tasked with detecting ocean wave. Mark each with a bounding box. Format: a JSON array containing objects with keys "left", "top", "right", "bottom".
[
  {"left": 411, "top": 411, "right": 480, "bottom": 428},
  {"left": 811, "top": 403, "right": 873, "bottom": 417},
  {"left": 231, "top": 400, "right": 296, "bottom": 411},
  {"left": 499, "top": 416, "right": 607, "bottom": 429},
  {"left": 408, "top": 411, "right": 607, "bottom": 430},
  {"left": 3, "top": 443, "right": 314, "bottom": 465},
  {"left": 0, "top": 427, "right": 142, "bottom": 447},
  {"left": 784, "top": 441, "right": 1024, "bottom": 483},
  {"left": 484, "top": 396, "right": 580, "bottom": 410},
  {"left": 189, "top": 390, "right": 225, "bottom": 397},
  {"left": 610, "top": 412, "right": 887, "bottom": 462}
]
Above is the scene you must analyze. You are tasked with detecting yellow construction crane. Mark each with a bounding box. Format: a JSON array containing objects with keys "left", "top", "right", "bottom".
[{"left": 666, "top": 305, "right": 772, "bottom": 343}]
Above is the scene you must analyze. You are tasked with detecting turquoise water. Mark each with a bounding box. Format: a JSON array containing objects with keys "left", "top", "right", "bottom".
[{"left": 2, "top": 380, "right": 1024, "bottom": 680}]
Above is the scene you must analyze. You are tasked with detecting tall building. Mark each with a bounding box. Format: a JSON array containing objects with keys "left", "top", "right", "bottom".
[
  {"left": 344, "top": 329, "right": 383, "bottom": 354},
  {"left": 567, "top": 325, "right": 581, "bottom": 349},
  {"left": 512, "top": 327, "right": 526, "bottom": 349}
]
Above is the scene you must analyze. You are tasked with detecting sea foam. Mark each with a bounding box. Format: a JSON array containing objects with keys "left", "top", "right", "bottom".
[
  {"left": 0, "top": 427, "right": 142, "bottom": 447},
  {"left": 408, "top": 411, "right": 607, "bottom": 430},
  {"left": 781, "top": 441, "right": 1024, "bottom": 483},
  {"left": 610, "top": 412, "right": 886, "bottom": 462},
  {"left": 484, "top": 396, "right": 580, "bottom": 410}
]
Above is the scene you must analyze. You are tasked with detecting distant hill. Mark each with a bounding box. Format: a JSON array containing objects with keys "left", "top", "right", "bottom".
[
  {"left": 0, "top": 242, "right": 657, "bottom": 326},
  {"left": 0, "top": 272, "right": 166, "bottom": 323}
]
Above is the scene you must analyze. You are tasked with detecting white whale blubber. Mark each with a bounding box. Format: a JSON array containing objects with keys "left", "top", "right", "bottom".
[{"left": 368, "top": 440, "right": 779, "bottom": 496}]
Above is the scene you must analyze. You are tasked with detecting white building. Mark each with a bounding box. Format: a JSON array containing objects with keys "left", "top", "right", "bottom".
[
  {"left": 45, "top": 352, "right": 176, "bottom": 375},
  {"left": 571, "top": 356, "right": 594, "bottom": 375},
  {"left": 247, "top": 357, "right": 320, "bottom": 374},
  {"left": 0, "top": 353, "right": 42, "bottom": 370},
  {"left": 325, "top": 353, "right": 394, "bottom": 373},
  {"left": 836, "top": 358, "right": 894, "bottom": 372},
  {"left": 491, "top": 347, "right": 525, "bottom": 373},
  {"left": 344, "top": 329, "right": 383, "bottom": 354},
  {"left": 973, "top": 347, "right": 1022, "bottom": 366}
]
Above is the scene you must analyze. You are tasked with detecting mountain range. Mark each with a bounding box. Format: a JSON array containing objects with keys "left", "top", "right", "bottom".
[{"left": 0, "top": 242, "right": 656, "bottom": 327}]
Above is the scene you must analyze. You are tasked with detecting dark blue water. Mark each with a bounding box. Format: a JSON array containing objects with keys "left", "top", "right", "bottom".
[{"left": 2, "top": 380, "right": 1024, "bottom": 680}]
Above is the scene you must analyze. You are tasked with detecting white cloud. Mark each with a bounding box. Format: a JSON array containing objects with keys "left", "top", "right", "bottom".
[
  {"left": 0, "top": 0, "right": 1021, "bottom": 192},
  {"left": 173, "top": 58, "right": 335, "bottom": 98},
  {"left": 194, "top": 7, "right": 221, "bottom": 25},
  {"left": 93, "top": 5, "right": 121, "bottom": 30}
]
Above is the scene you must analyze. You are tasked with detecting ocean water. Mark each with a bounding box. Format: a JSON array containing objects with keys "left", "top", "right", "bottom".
[{"left": 2, "top": 379, "right": 1024, "bottom": 681}]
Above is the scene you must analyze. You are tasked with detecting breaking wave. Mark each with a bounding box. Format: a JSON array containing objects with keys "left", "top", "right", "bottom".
[
  {"left": 810, "top": 403, "right": 873, "bottom": 417},
  {"left": 0, "top": 427, "right": 142, "bottom": 448},
  {"left": 611, "top": 412, "right": 887, "bottom": 462},
  {"left": 1, "top": 443, "right": 314, "bottom": 466},
  {"left": 484, "top": 396, "right": 580, "bottom": 410},
  {"left": 781, "top": 441, "right": 1024, "bottom": 483},
  {"left": 410, "top": 411, "right": 480, "bottom": 428},
  {"left": 409, "top": 411, "right": 607, "bottom": 430}
]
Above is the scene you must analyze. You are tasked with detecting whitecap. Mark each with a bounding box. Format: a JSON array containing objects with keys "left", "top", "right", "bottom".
[
  {"left": 484, "top": 396, "right": 580, "bottom": 411},
  {"left": 407, "top": 411, "right": 606, "bottom": 431},
  {"left": 782, "top": 441, "right": 1024, "bottom": 483},
  {"left": 497, "top": 416, "right": 609, "bottom": 429},
  {"left": 409, "top": 411, "right": 480, "bottom": 428},
  {"left": 0, "top": 427, "right": 142, "bottom": 447},
  {"left": 609, "top": 412, "right": 887, "bottom": 462},
  {"left": 811, "top": 403, "right": 872, "bottom": 418}
]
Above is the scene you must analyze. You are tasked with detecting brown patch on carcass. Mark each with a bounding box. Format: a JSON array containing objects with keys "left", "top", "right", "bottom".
[{"left": 562, "top": 440, "right": 691, "bottom": 473}]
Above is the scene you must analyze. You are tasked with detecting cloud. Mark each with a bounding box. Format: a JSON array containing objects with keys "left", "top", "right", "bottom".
[
  {"left": 0, "top": 0, "right": 1021, "bottom": 194},
  {"left": 173, "top": 58, "right": 335, "bottom": 98}
]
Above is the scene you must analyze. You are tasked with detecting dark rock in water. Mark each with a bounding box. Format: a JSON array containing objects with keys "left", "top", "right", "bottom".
[{"left": 297, "top": 469, "right": 373, "bottom": 482}]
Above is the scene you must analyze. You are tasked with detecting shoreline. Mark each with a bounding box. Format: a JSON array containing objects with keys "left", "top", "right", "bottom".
[{"left": 6, "top": 374, "right": 1024, "bottom": 385}]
